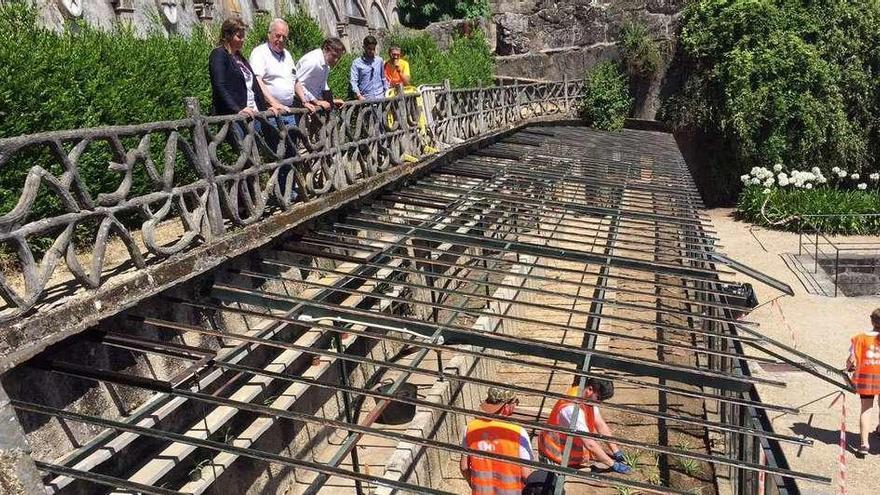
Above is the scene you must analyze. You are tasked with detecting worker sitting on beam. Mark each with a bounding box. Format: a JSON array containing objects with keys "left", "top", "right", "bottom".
[{"left": 539, "top": 378, "right": 632, "bottom": 474}]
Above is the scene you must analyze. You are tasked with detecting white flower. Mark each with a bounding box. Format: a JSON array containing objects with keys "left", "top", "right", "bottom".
[
  {"left": 851, "top": 173, "right": 860, "bottom": 180},
  {"left": 870, "top": 173, "right": 880, "bottom": 181},
  {"left": 773, "top": 163, "right": 783, "bottom": 172},
  {"left": 763, "top": 188, "right": 772, "bottom": 194},
  {"left": 778, "top": 176, "right": 790, "bottom": 187},
  {"left": 858, "top": 183, "right": 868, "bottom": 190},
  {"left": 741, "top": 174, "right": 751, "bottom": 184},
  {"left": 818, "top": 176, "right": 827, "bottom": 184},
  {"left": 805, "top": 183, "right": 813, "bottom": 189},
  {"left": 763, "top": 178, "right": 775, "bottom": 187},
  {"left": 832, "top": 166, "right": 841, "bottom": 173},
  {"left": 811, "top": 167, "right": 821, "bottom": 174},
  {"left": 750, "top": 166, "right": 761, "bottom": 175}
]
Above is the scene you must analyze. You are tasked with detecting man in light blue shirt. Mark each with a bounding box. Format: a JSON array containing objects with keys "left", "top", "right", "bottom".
[{"left": 350, "top": 35, "right": 389, "bottom": 100}]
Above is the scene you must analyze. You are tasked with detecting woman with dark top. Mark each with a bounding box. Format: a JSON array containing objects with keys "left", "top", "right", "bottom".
[
  {"left": 209, "top": 17, "right": 285, "bottom": 118},
  {"left": 209, "top": 18, "right": 299, "bottom": 199}
]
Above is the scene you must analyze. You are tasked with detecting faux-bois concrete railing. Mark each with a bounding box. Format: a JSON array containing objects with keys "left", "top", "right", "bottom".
[{"left": 0, "top": 79, "right": 583, "bottom": 364}]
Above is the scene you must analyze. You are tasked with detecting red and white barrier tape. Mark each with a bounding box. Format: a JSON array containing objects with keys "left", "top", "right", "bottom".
[
  {"left": 757, "top": 448, "right": 766, "bottom": 493},
  {"left": 772, "top": 299, "right": 798, "bottom": 350},
  {"left": 830, "top": 392, "right": 847, "bottom": 495}
]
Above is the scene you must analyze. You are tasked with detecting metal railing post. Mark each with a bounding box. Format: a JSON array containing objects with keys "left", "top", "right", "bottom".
[
  {"left": 443, "top": 79, "right": 453, "bottom": 142},
  {"left": 562, "top": 75, "right": 569, "bottom": 113},
  {"left": 185, "top": 97, "right": 226, "bottom": 237},
  {"left": 478, "top": 82, "right": 486, "bottom": 133}
]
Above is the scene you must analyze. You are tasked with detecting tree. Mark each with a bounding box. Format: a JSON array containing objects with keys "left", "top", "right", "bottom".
[{"left": 396, "top": 0, "right": 490, "bottom": 28}]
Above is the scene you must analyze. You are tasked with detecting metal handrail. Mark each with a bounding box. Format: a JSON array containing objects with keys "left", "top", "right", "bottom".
[{"left": 797, "top": 213, "right": 880, "bottom": 296}]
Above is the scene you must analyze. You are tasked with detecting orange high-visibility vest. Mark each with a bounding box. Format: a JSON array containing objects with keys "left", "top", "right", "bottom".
[
  {"left": 852, "top": 333, "right": 880, "bottom": 395},
  {"left": 464, "top": 419, "right": 527, "bottom": 495},
  {"left": 539, "top": 386, "right": 597, "bottom": 467}
]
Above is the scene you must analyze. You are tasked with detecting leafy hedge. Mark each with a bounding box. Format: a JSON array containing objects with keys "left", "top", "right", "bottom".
[
  {"left": 736, "top": 164, "right": 880, "bottom": 235},
  {"left": 396, "top": 0, "right": 491, "bottom": 28},
  {"left": 577, "top": 62, "right": 632, "bottom": 131},
  {"left": 382, "top": 30, "right": 494, "bottom": 88},
  {"left": 663, "top": 0, "right": 880, "bottom": 200},
  {"left": 737, "top": 187, "right": 880, "bottom": 235}
]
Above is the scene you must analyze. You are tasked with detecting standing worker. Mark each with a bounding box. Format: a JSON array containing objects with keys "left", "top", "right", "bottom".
[
  {"left": 460, "top": 387, "right": 534, "bottom": 494},
  {"left": 539, "top": 378, "right": 631, "bottom": 474},
  {"left": 384, "top": 45, "right": 411, "bottom": 89},
  {"left": 847, "top": 307, "right": 880, "bottom": 457}
]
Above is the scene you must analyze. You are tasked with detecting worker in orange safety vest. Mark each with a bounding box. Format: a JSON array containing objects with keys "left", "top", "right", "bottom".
[
  {"left": 538, "top": 378, "right": 631, "bottom": 474},
  {"left": 846, "top": 307, "right": 880, "bottom": 458},
  {"left": 460, "top": 387, "right": 535, "bottom": 494}
]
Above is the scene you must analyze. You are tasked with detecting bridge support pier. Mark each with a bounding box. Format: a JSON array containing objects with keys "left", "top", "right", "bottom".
[{"left": 0, "top": 384, "right": 44, "bottom": 495}]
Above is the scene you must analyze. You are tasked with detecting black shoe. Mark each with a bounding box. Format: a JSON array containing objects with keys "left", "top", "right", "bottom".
[{"left": 857, "top": 445, "right": 869, "bottom": 458}]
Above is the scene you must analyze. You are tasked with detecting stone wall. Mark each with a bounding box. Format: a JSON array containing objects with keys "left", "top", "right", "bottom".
[
  {"left": 32, "top": 0, "right": 399, "bottom": 49},
  {"left": 490, "top": 0, "right": 685, "bottom": 119}
]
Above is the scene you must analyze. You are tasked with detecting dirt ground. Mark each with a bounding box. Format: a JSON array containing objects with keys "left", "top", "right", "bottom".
[{"left": 708, "top": 207, "right": 880, "bottom": 495}]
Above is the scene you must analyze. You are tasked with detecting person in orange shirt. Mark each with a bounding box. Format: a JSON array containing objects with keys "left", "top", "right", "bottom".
[
  {"left": 846, "top": 307, "right": 880, "bottom": 457},
  {"left": 384, "top": 45, "right": 411, "bottom": 88},
  {"left": 460, "top": 388, "right": 534, "bottom": 494}
]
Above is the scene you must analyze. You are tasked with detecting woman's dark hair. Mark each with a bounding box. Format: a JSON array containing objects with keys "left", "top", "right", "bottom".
[{"left": 218, "top": 17, "right": 247, "bottom": 48}]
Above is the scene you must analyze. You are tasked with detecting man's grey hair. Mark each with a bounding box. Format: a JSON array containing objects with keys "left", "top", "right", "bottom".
[{"left": 268, "top": 18, "right": 288, "bottom": 34}]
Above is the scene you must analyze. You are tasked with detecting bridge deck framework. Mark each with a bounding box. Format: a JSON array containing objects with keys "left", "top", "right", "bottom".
[{"left": 0, "top": 124, "right": 852, "bottom": 495}]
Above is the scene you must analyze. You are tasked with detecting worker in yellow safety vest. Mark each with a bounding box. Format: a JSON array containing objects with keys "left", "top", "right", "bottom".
[
  {"left": 460, "top": 387, "right": 535, "bottom": 494},
  {"left": 539, "top": 378, "right": 631, "bottom": 474},
  {"left": 847, "top": 307, "right": 880, "bottom": 458}
]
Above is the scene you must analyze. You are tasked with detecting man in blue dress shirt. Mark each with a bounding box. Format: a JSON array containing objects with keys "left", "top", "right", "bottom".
[{"left": 350, "top": 35, "right": 389, "bottom": 100}]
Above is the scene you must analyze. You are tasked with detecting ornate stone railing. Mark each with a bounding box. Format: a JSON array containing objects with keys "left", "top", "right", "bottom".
[{"left": 0, "top": 79, "right": 583, "bottom": 323}]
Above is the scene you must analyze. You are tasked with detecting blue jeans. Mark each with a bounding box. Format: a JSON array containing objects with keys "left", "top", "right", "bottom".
[{"left": 268, "top": 114, "right": 299, "bottom": 200}]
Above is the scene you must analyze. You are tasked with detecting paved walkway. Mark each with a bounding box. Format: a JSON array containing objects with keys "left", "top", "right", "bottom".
[{"left": 708, "top": 208, "right": 879, "bottom": 495}]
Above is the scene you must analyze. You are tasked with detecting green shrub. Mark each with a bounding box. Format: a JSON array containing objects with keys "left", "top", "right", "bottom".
[
  {"left": 328, "top": 53, "right": 355, "bottom": 98},
  {"left": 619, "top": 20, "right": 663, "bottom": 77},
  {"left": 736, "top": 165, "right": 880, "bottom": 234},
  {"left": 665, "top": 0, "right": 880, "bottom": 182},
  {"left": 396, "top": 0, "right": 491, "bottom": 28},
  {"left": 737, "top": 187, "right": 880, "bottom": 235},
  {"left": 382, "top": 30, "right": 494, "bottom": 88},
  {"left": 578, "top": 62, "right": 632, "bottom": 131}
]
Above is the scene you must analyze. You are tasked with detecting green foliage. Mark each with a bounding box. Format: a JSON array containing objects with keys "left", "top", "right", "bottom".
[
  {"left": 737, "top": 187, "right": 880, "bottom": 235},
  {"left": 665, "top": 0, "right": 880, "bottom": 186},
  {"left": 285, "top": 9, "right": 325, "bottom": 59},
  {"left": 619, "top": 21, "right": 664, "bottom": 77},
  {"left": 578, "top": 62, "right": 632, "bottom": 131},
  {"left": 382, "top": 30, "right": 494, "bottom": 87},
  {"left": 328, "top": 53, "right": 355, "bottom": 98},
  {"left": 396, "top": 0, "right": 491, "bottom": 28}
]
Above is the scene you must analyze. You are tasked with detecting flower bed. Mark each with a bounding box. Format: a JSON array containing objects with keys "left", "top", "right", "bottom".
[{"left": 736, "top": 164, "right": 880, "bottom": 235}]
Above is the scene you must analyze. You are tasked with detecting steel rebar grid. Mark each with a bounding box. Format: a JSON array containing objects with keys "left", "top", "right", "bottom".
[
  {"left": 209, "top": 284, "right": 783, "bottom": 392},
  {"left": 227, "top": 265, "right": 778, "bottom": 366},
  {"left": 262, "top": 246, "right": 747, "bottom": 314},
  {"left": 301, "top": 152, "right": 543, "bottom": 493},
  {"left": 289, "top": 234, "right": 745, "bottom": 301},
  {"left": 135, "top": 308, "right": 798, "bottom": 416},
  {"left": 10, "top": 125, "right": 845, "bottom": 495}
]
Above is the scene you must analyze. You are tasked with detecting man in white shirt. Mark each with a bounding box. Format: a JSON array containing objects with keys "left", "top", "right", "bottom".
[
  {"left": 295, "top": 37, "right": 347, "bottom": 113},
  {"left": 249, "top": 18, "right": 295, "bottom": 119},
  {"left": 249, "top": 18, "right": 299, "bottom": 197}
]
